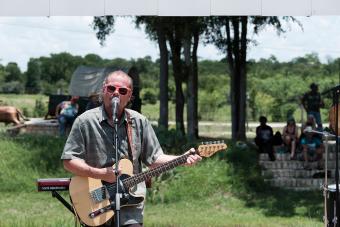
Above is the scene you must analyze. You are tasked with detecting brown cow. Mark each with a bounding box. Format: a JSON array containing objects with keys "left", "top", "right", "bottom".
[{"left": 0, "top": 106, "right": 27, "bottom": 125}]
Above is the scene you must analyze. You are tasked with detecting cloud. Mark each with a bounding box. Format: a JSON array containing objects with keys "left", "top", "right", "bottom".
[{"left": 0, "top": 16, "right": 340, "bottom": 71}]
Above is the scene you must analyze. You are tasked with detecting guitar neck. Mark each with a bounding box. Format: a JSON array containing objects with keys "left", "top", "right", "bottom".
[{"left": 123, "top": 153, "right": 191, "bottom": 188}]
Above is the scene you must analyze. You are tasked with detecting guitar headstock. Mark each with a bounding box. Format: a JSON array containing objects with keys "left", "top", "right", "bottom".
[{"left": 197, "top": 141, "right": 227, "bottom": 157}]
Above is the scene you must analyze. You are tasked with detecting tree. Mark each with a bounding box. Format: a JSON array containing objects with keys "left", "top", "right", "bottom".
[
  {"left": 0, "top": 64, "right": 5, "bottom": 84},
  {"left": 92, "top": 16, "right": 115, "bottom": 46},
  {"left": 136, "top": 17, "right": 206, "bottom": 140},
  {"left": 5, "top": 62, "right": 22, "bottom": 83},
  {"left": 206, "top": 16, "right": 299, "bottom": 140},
  {"left": 25, "top": 58, "right": 42, "bottom": 94},
  {"left": 83, "top": 54, "right": 104, "bottom": 66},
  {"left": 182, "top": 18, "right": 206, "bottom": 140},
  {"left": 135, "top": 17, "right": 169, "bottom": 131}
]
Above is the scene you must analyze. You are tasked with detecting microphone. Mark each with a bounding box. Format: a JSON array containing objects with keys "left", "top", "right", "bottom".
[
  {"left": 303, "top": 126, "right": 313, "bottom": 133},
  {"left": 111, "top": 96, "right": 120, "bottom": 120},
  {"left": 303, "top": 126, "right": 337, "bottom": 137}
]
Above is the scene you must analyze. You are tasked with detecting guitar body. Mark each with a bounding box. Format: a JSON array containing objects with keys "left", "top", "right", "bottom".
[{"left": 69, "top": 159, "right": 144, "bottom": 227}]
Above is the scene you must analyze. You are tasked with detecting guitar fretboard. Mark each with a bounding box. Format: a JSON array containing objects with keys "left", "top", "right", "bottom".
[{"left": 122, "top": 153, "right": 190, "bottom": 188}]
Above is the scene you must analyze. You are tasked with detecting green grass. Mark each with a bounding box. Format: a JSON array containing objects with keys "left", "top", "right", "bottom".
[
  {"left": 0, "top": 128, "right": 324, "bottom": 226},
  {"left": 142, "top": 101, "right": 230, "bottom": 122},
  {"left": 0, "top": 94, "right": 48, "bottom": 110}
]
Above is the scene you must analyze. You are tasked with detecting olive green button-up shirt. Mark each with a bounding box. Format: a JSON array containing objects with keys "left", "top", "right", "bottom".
[{"left": 61, "top": 106, "right": 163, "bottom": 225}]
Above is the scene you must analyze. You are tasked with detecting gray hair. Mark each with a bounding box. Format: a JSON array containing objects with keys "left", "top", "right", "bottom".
[{"left": 99, "top": 70, "right": 134, "bottom": 103}]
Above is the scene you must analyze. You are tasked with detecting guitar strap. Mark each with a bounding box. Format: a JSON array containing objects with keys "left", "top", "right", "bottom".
[
  {"left": 125, "top": 110, "right": 152, "bottom": 188},
  {"left": 125, "top": 110, "right": 136, "bottom": 163}
]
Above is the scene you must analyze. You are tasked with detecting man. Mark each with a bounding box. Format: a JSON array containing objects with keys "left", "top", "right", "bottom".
[
  {"left": 255, "top": 116, "right": 275, "bottom": 161},
  {"left": 55, "top": 96, "right": 79, "bottom": 136},
  {"left": 61, "top": 70, "right": 201, "bottom": 227},
  {"left": 301, "top": 83, "right": 324, "bottom": 130}
]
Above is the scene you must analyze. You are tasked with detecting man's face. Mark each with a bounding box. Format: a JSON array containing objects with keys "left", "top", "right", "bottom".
[{"left": 102, "top": 72, "right": 132, "bottom": 116}]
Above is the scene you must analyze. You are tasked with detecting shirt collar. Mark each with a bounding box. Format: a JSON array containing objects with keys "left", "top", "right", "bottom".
[{"left": 98, "top": 105, "right": 128, "bottom": 125}]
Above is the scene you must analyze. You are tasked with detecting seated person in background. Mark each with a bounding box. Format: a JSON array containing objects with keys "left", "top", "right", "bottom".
[
  {"left": 300, "top": 114, "right": 322, "bottom": 140},
  {"left": 301, "top": 114, "right": 317, "bottom": 134},
  {"left": 255, "top": 116, "right": 275, "bottom": 161},
  {"left": 282, "top": 117, "right": 299, "bottom": 160},
  {"left": 55, "top": 96, "right": 79, "bottom": 136},
  {"left": 85, "top": 92, "right": 101, "bottom": 111},
  {"left": 300, "top": 126, "right": 324, "bottom": 170}
]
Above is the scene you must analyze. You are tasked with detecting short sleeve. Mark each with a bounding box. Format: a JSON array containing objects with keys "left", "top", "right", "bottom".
[
  {"left": 140, "top": 118, "right": 163, "bottom": 166},
  {"left": 60, "top": 117, "right": 86, "bottom": 160}
]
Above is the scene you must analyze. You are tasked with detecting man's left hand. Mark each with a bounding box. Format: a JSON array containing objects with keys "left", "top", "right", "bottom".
[{"left": 185, "top": 148, "right": 202, "bottom": 166}]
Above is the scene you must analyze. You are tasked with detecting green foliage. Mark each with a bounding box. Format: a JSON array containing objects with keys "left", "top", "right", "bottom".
[
  {"left": 4, "top": 62, "right": 22, "bottom": 83},
  {"left": 198, "top": 89, "right": 227, "bottom": 120},
  {"left": 25, "top": 58, "right": 42, "bottom": 94},
  {"left": 141, "top": 87, "right": 158, "bottom": 104},
  {"left": 148, "top": 141, "right": 264, "bottom": 204},
  {"left": 3, "top": 51, "right": 340, "bottom": 124},
  {"left": 153, "top": 126, "right": 187, "bottom": 154},
  {"left": 224, "top": 142, "right": 266, "bottom": 194},
  {"left": 92, "top": 16, "right": 115, "bottom": 45},
  {"left": 0, "top": 133, "right": 323, "bottom": 226},
  {"left": 148, "top": 158, "right": 230, "bottom": 204},
  {"left": 0, "top": 81, "right": 25, "bottom": 94},
  {"left": 0, "top": 64, "right": 5, "bottom": 84},
  {"left": 33, "top": 98, "right": 47, "bottom": 117},
  {"left": 0, "top": 133, "right": 68, "bottom": 192}
]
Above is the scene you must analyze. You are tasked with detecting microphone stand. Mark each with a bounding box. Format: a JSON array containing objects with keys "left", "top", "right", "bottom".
[
  {"left": 324, "top": 132, "right": 330, "bottom": 227},
  {"left": 323, "top": 85, "right": 340, "bottom": 226},
  {"left": 112, "top": 97, "right": 122, "bottom": 227},
  {"left": 333, "top": 88, "right": 339, "bottom": 227},
  {"left": 305, "top": 129, "right": 335, "bottom": 226}
]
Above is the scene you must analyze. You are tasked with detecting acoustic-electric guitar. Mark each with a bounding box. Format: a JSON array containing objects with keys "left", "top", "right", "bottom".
[{"left": 69, "top": 142, "right": 227, "bottom": 226}]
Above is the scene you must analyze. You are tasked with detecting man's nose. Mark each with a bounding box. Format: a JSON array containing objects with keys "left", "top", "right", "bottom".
[{"left": 111, "top": 90, "right": 120, "bottom": 97}]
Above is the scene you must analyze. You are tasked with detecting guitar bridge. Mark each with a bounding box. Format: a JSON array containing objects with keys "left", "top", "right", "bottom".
[
  {"left": 89, "top": 204, "right": 113, "bottom": 219},
  {"left": 90, "top": 186, "right": 108, "bottom": 203}
]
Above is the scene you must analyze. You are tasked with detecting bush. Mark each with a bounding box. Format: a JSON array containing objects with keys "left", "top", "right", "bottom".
[
  {"left": 141, "top": 88, "right": 158, "bottom": 105},
  {"left": 33, "top": 98, "right": 47, "bottom": 117},
  {"left": 153, "top": 125, "right": 187, "bottom": 155},
  {"left": 0, "top": 81, "right": 25, "bottom": 94},
  {"left": 198, "top": 90, "right": 227, "bottom": 120}
]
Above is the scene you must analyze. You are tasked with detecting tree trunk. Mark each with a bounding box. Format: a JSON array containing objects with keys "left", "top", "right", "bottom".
[
  {"left": 157, "top": 24, "right": 169, "bottom": 130},
  {"left": 168, "top": 32, "right": 185, "bottom": 136},
  {"left": 227, "top": 16, "right": 248, "bottom": 140},
  {"left": 186, "top": 30, "right": 199, "bottom": 140},
  {"left": 192, "top": 31, "right": 199, "bottom": 139},
  {"left": 128, "top": 66, "right": 141, "bottom": 113}
]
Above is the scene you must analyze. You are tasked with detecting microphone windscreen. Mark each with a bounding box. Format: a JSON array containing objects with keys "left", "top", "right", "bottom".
[{"left": 303, "top": 126, "right": 313, "bottom": 133}]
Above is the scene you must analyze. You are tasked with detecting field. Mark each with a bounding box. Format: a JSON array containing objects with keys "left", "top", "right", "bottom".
[
  {"left": 0, "top": 132, "right": 324, "bottom": 227},
  {"left": 0, "top": 94, "right": 325, "bottom": 226}
]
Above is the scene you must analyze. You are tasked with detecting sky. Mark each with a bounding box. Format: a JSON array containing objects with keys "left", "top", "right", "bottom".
[{"left": 0, "top": 16, "right": 340, "bottom": 71}]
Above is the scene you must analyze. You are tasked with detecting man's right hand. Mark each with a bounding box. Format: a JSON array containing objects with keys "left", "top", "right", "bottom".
[
  {"left": 101, "top": 166, "right": 122, "bottom": 183},
  {"left": 63, "top": 159, "right": 121, "bottom": 183}
]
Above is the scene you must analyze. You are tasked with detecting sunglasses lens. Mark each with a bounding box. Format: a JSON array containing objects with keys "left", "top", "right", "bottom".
[
  {"left": 107, "top": 86, "right": 116, "bottom": 93},
  {"left": 106, "top": 86, "right": 129, "bottom": 95},
  {"left": 119, "top": 88, "right": 128, "bottom": 95}
]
